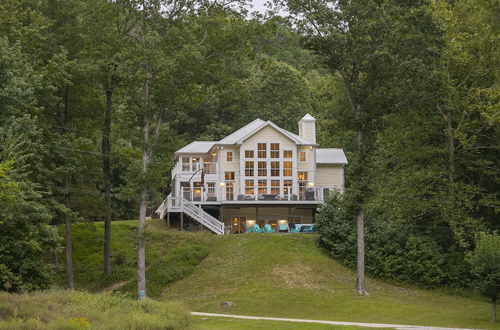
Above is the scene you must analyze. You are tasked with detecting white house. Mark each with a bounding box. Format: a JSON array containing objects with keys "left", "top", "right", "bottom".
[{"left": 155, "top": 114, "right": 347, "bottom": 234}]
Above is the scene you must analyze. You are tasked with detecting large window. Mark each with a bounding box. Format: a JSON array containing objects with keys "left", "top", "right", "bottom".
[
  {"left": 270, "top": 143, "right": 280, "bottom": 158},
  {"left": 245, "top": 161, "right": 254, "bottom": 176},
  {"left": 245, "top": 180, "right": 254, "bottom": 195},
  {"left": 226, "top": 151, "right": 233, "bottom": 162},
  {"left": 283, "top": 150, "right": 292, "bottom": 158},
  {"left": 258, "top": 180, "right": 267, "bottom": 194},
  {"left": 258, "top": 143, "right": 267, "bottom": 158},
  {"left": 245, "top": 150, "right": 254, "bottom": 158},
  {"left": 225, "top": 171, "right": 235, "bottom": 181},
  {"left": 271, "top": 161, "right": 280, "bottom": 176},
  {"left": 283, "top": 161, "right": 292, "bottom": 176},
  {"left": 192, "top": 157, "right": 200, "bottom": 171},
  {"left": 299, "top": 151, "right": 306, "bottom": 162},
  {"left": 271, "top": 180, "right": 280, "bottom": 195},
  {"left": 182, "top": 157, "right": 190, "bottom": 171},
  {"left": 258, "top": 161, "right": 267, "bottom": 176}
]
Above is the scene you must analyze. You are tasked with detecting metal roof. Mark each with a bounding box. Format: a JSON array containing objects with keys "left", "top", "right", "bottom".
[
  {"left": 299, "top": 113, "right": 316, "bottom": 122},
  {"left": 316, "top": 148, "right": 348, "bottom": 165},
  {"left": 218, "top": 119, "right": 267, "bottom": 145},
  {"left": 176, "top": 141, "right": 216, "bottom": 154}
]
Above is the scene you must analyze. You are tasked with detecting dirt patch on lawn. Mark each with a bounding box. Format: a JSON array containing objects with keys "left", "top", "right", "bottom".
[{"left": 272, "top": 263, "right": 325, "bottom": 290}]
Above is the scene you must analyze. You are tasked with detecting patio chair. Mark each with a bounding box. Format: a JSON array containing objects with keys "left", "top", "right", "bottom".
[
  {"left": 278, "top": 224, "right": 289, "bottom": 233},
  {"left": 301, "top": 225, "right": 313, "bottom": 233},
  {"left": 263, "top": 224, "right": 275, "bottom": 233},
  {"left": 251, "top": 224, "right": 263, "bottom": 233},
  {"left": 290, "top": 224, "right": 302, "bottom": 233}
]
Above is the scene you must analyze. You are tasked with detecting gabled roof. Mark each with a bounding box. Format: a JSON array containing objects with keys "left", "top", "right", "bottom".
[
  {"left": 316, "top": 148, "right": 348, "bottom": 165},
  {"left": 225, "top": 119, "right": 316, "bottom": 146},
  {"left": 176, "top": 141, "right": 216, "bottom": 154},
  {"left": 218, "top": 119, "right": 267, "bottom": 145},
  {"left": 299, "top": 113, "right": 316, "bottom": 122}
]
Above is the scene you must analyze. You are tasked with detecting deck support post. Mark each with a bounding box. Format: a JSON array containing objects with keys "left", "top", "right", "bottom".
[
  {"left": 256, "top": 207, "right": 259, "bottom": 224},
  {"left": 167, "top": 212, "right": 170, "bottom": 228},
  {"left": 180, "top": 212, "right": 184, "bottom": 231}
]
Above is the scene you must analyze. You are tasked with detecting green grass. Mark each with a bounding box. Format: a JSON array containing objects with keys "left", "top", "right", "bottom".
[
  {"left": 0, "top": 290, "right": 189, "bottom": 329},
  {"left": 58, "top": 220, "right": 213, "bottom": 298},
  {"left": 163, "top": 234, "right": 494, "bottom": 329}
]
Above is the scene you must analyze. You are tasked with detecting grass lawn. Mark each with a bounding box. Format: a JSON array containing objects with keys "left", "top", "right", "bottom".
[
  {"left": 163, "top": 233, "right": 494, "bottom": 329},
  {"left": 57, "top": 219, "right": 213, "bottom": 298}
]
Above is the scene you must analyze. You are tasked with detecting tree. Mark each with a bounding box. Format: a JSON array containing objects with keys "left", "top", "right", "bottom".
[
  {"left": 470, "top": 233, "right": 500, "bottom": 322},
  {"left": 283, "top": 0, "right": 445, "bottom": 295}
]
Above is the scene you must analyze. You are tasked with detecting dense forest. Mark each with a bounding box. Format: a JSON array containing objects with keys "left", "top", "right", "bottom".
[{"left": 0, "top": 0, "right": 498, "bottom": 303}]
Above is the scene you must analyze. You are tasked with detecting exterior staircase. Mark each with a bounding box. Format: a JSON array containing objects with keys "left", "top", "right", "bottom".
[{"left": 155, "top": 195, "right": 224, "bottom": 235}]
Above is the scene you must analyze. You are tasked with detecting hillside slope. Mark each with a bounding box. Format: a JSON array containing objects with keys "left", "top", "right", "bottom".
[{"left": 163, "top": 233, "right": 493, "bottom": 329}]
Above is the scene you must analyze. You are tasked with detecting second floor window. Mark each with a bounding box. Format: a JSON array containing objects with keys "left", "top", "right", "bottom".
[
  {"left": 271, "top": 180, "right": 280, "bottom": 194},
  {"left": 271, "top": 161, "right": 280, "bottom": 176},
  {"left": 207, "top": 182, "right": 215, "bottom": 194},
  {"left": 270, "top": 143, "right": 280, "bottom": 158},
  {"left": 225, "top": 171, "right": 235, "bottom": 181},
  {"left": 258, "top": 161, "right": 267, "bottom": 176},
  {"left": 245, "top": 180, "right": 254, "bottom": 195},
  {"left": 182, "top": 157, "right": 190, "bottom": 171},
  {"left": 283, "top": 150, "right": 292, "bottom": 158},
  {"left": 298, "top": 171, "right": 308, "bottom": 181},
  {"left": 258, "top": 143, "right": 267, "bottom": 158},
  {"left": 258, "top": 179, "right": 267, "bottom": 194},
  {"left": 226, "top": 151, "right": 233, "bottom": 162},
  {"left": 192, "top": 157, "right": 200, "bottom": 171},
  {"left": 245, "top": 150, "right": 254, "bottom": 158},
  {"left": 299, "top": 151, "right": 306, "bottom": 162},
  {"left": 245, "top": 161, "right": 254, "bottom": 176},
  {"left": 283, "top": 161, "right": 292, "bottom": 176}
]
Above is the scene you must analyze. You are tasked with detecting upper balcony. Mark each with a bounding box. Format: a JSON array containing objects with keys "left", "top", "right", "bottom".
[
  {"left": 172, "top": 161, "right": 218, "bottom": 177},
  {"left": 176, "top": 185, "right": 332, "bottom": 205}
]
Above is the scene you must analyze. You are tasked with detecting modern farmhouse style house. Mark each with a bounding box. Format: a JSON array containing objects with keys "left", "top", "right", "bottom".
[{"left": 155, "top": 114, "right": 347, "bottom": 234}]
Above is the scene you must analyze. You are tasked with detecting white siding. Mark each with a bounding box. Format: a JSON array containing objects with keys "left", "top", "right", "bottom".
[{"left": 315, "top": 165, "right": 343, "bottom": 188}]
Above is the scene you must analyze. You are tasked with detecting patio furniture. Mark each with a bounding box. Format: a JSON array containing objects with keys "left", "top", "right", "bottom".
[
  {"left": 291, "top": 224, "right": 302, "bottom": 233},
  {"left": 263, "top": 194, "right": 278, "bottom": 200},
  {"left": 263, "top": 224, "right": 275, "bottom": 233},
  {"left": 301, "top": 225, "right": 313, "bottom": 233},
  {"left": 278, "top": 224, "right": 289, "bottom": 233},
  {"left": 248, "top": 224, "right": 263, "bottom": 233}
]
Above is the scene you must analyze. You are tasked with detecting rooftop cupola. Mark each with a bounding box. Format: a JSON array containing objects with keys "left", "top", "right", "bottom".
[{"left": 298, "top": 114, "right": 316, "bottom": 143}]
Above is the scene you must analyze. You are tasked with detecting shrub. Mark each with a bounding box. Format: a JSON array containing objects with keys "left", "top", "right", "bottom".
[{"left": 0, "top": 290, "right": 190, "bottom": 329}]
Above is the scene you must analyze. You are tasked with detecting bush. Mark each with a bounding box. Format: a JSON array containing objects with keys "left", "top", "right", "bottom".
[
  {"left": 317, "top": 195, "right": 471, "bottom": 288},
  {"left": 0, "top": 290, "right": 190, "bottom": 329}
]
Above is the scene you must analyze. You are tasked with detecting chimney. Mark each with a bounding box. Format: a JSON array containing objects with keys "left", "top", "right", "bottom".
[{"left": 298, "top": 114, "right": 316, "bottom": 143}]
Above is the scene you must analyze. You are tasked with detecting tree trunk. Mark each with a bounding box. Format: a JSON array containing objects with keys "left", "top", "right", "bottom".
[
  {"left": 64, "top": 178, "right": 74, "bottom": 290},
  {"left": 446, "top": 112, "right": 457, "bottom": 229},
  {"left": 354, "top": 104, "right": 367, "bottom": 295},
  {"left": 102, "top": 88, "right": 113, "bottom": 275},
  {"left": 493, "top": 297, "right": 497, "bottom": 322},
  {"left": 137, "top": 71, "right": 152, "bottom": 300}
]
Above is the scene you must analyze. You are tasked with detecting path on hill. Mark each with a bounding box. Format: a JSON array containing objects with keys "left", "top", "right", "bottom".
[{"left": 191, "top": 312, "right": 475, "bottom": 330}]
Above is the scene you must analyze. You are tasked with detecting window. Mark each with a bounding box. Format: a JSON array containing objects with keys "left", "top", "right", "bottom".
[
  {"left": 271, "top": 161, "right": 280, "bottom": 176},
  {"left": 284, "top": 180, "right": 293, "bottom": 197},
  {"left": 245, "top": 150, "right": 254, "bottom": 158},
  {"left": 271, "top": 180, "right": 280, "bottom": 194},
  {"left": 226, "top": 182, "right": 234, "bottom": 200},
  {"left": 299, "top": 151, "right": 306, "bottom": 162},
  {"left": 298, "top": 171, "right": 308, "bottom": 181},
  {"left": 283, "top": 161, "right": 292, "bottom": 176},
  {"left": 283, "top": 150, "right": 292, "bottom": 158},
  {"left": 245, "top": 161, "right": 254, "bottom": 176},
  {"left": 258, "top": 161, "right": 267, "bottom": 176},
  {"left": 258, "top": 143, "right": 267, "bottom": 158},
  {"left": 207, "top": 182, "right": 215, "bottom": 194},
  {"left": 258, "top": 180, "right": 267, "bottom": 194},
  {"left": 299, "top": 181, "right": 307, "bottom": 200},
  {"left": 245, "top": 180, "right": 254, "bottom": 195},
  {"left": 270, "top": 143, "right": 280, "bottom": 158},
  {"left": 192, "top": 157, "right": 200, "bottom": 171},
  {"left": 225, "top": 171, "right": 235, "bottom": 181},
  {"left": 226, "top": 151, "right": 233, "bottom": 162},
  {"left": 181, "top": 157, "right": 190, "bottom": 171},
  {"left": 323, "top": 188, "right": 330, "bottom": 200}
]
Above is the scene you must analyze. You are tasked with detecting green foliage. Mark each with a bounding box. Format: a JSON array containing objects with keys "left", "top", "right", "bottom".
[
  {"left": 0, "top": 290, "right": 190, "bottom": 329},
  {"left": 470, "top": 233, "right": 500, "bottom": 301},
  {"left": 317, "top": 195, "right": 472, "bottom": 288}
]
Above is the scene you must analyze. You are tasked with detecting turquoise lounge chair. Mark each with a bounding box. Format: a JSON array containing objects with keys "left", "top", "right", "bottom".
[
  {"left": 263, "top": 224, "right": 275, "bottom": 233},
  {"left": 291, "top": 224, "right": 302, "bottom": 233},
  {"left": 278, "top": 224, "right": 289, "bottom": 232},
  {"left": 247, "top": 224, "right": 263, "bottom": 233},
  {"left": 302, "top": 225, "right": 313, "bottom": 233}
]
